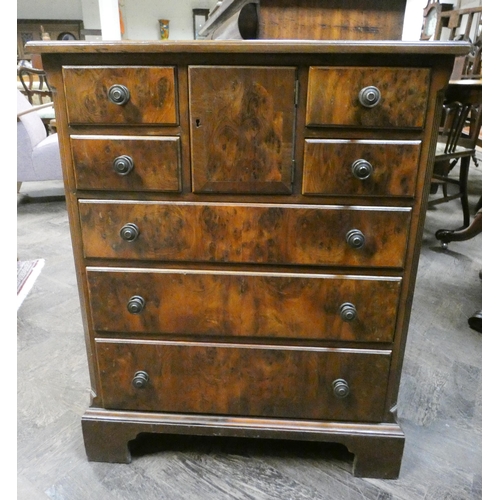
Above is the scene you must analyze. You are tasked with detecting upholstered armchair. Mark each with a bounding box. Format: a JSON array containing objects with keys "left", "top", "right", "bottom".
[{"left": 17, "top": 90, "right": 62, "bottom": 191}]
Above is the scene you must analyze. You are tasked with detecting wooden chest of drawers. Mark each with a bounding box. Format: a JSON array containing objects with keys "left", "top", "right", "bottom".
[{"left": 32, "top": 40, "right": 469, "bottom": 479}]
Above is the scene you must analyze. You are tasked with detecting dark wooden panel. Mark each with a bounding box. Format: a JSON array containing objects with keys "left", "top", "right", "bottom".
[
  {"left": 71, "top": 135, "right": 181, "bottom": 192},
  {"left": 62, "top": 66, "right": 178, "bottom": 124},
  {"left": 79, "top": 201, "right": 412, "bottom": 268},
  {"left": 87, "top": 268, "right": 401, "bottom": 342},
  {"left": 306, "top": 67, "right": 430, "bottom": 128},
  {"left": 96, "top": 340, "right": 392, "bottom": 421},
  {"left": 303, "top": 140, "right": 421, "bottom": 197},
  {"left": 258, "top": 0, "right": 407, "bottom": 41},
  {"left": 189, "top": 66, "right": 296, "bottom": 194}
]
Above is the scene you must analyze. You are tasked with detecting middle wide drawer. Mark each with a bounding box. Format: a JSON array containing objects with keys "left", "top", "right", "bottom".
[
  {"left": 87, "top": 268, "right": 401, "bottom": 343},
  {"left": 79, "top": 201, "right": 411, "bottom": 268}
]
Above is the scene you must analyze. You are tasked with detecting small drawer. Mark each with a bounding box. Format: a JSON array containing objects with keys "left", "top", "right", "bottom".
[
  {"left": 306, "top": 67, "right": 430, "bottom": 128},
  {"left": 87, "top": 267, "right": 401, "bottom": 343},
  {"left": 71, "top": 135, "right": 181, "bottom": 192},
  {"left": 95, "top": 339, "right": 392, "bottom": 422},
  {"left": 303, "top": 139, "right": 421, "bottom": 197},
  {"left": 62, "top": 66, "right": 178, "bottom": 125},
  {"left": 79, "top": 201, "right": 412, "bottom": 268}
]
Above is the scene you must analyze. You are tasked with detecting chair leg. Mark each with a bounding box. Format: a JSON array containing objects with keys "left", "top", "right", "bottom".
[{"left": 458, "top": 156, "right": 471, "bottom": 228}]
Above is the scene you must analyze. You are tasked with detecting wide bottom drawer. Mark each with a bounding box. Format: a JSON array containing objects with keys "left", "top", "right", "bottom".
[{"left": 96, "top": 340, "right": 391, "bottom": 422}]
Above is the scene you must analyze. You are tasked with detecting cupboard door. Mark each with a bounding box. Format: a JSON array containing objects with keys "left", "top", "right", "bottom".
[{"left": 189, "top": 66, "right": 297, "bottom": 194}]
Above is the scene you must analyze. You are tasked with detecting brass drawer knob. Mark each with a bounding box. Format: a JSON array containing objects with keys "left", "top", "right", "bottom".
[
  {"left": 120, "top": 223, "right": 140, "bottom": 242},
  {"left": 108, "top": 84, "right": 130, "bottom": 105},
  {"left": 351, "top": 159, "right": 373, "bottom": 180},
  {"left": 346, "top": 229, "right": 365, "bottom": 249},
  {"left": 358, "top": 86, "right": 381, "bottom": 108},
  {"left": 113, "top": 155, "right": 134, "bottom": 176},
  {"left": 332, "top": 379, "right": 350, "bottom": 399},
  {"left": 340, "top": 302, "right": 357, "bottom": 322},
  {"left": 127, "top": 295, "right": 145, "bottom": 314},
  {"left": 132, "top": 371, "right": 149, "bottom": 389}
]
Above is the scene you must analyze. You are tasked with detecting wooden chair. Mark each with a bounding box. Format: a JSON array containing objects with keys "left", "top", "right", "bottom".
[
  {"left": 427, "top": 90, "right": 482, "bottom": 233},
  {"left": 18, "top": 66, "right": 56, "bottom": 133},
  {"left": 18, "top": 66, "right": 53, "bottom": 105}
]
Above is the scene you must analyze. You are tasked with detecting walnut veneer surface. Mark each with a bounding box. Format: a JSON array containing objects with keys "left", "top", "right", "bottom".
[{"left": 30, "top": 40, "right": 470, "bottom": 479}]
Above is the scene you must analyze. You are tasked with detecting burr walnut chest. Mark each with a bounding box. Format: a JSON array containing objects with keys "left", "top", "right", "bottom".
[{"left": 31, "top": 40, "right": 469, "bottom": 478}]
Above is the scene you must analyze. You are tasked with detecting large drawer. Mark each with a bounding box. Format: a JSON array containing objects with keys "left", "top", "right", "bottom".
[
  {"left": 62, "top": 66, "right": 178, "bottom": 125},
  {"left": 79, "top": 201, "right": 411, "bottom": 268},
  {"left": 95, "top": 339, "right": 392, "bottom": 422},
  {"left": 71, "top": 135, "right": 181, "bottom": 192},
  {"left": 306, "top": 66, "right": 430, "bottom": 128},
  {"left": 303, "top": 139, "right": 421, "bottom": 197},
  {"left": 87, "top": 268, "right": 401, "bottom": 342}
]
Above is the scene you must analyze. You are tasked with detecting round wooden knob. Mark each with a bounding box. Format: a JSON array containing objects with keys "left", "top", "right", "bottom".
[
  {"left": 108, "top": 84, "right": 130, "bottom": 105},
  {"left": 132, "top": 371, "right": 149, "bottom": 389},
  {"left": 127, "top": 295, "right": 145, "bottom": 314},
  {"left": 340, "top": 302, "right": 357, "bottom": 322},
  {"left": 346, "top": 229, "right": 365, "bottom": 249},
  {"left": 351, "top": 159, "right": 373, "bottom": 180},
  {"left": 358, "top": 86, "right": 381, "bottom": 108},
  {"left": 332, "top": 379, "right": 350, "bottom": 399},
  {"left": 113, "top": 155, "right": 134, "bottom": 176},
  {"left": 120, "top": 223, "right": 140, "bottom": 242}
]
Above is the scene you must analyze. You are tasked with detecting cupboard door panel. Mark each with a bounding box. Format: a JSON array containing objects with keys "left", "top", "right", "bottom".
[{"left": 189, "top": 66, "right": 297, "bottom": 194}]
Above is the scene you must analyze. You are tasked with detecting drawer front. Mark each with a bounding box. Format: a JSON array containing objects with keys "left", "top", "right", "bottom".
[
  {"left": 62, "top": 66, "right": 178, "bottom": 125},
  {"left": 306, "top": 67, "right": 430, "bottom": 128},
  {"left": 87, "top": 268, "right": 401, "bottom": 343},
  {"left": 79, "top": 201, "right": 411, "bottom": 268},
  {"left": 303, "top": 139, "right": 421, "bottom": 197},
  {"left": 71, "top": 135, "right": 181, "bottom": 192},
  {"left": 189, "top": 66, "right": 297, "bottom": 194},
  {"left": 96, "top": 340, "right": 392, "bottom": 422}
]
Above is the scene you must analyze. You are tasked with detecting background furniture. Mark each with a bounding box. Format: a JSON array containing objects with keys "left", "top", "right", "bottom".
[
  {"left": 420, "top": 2, "right": 482, "bottom": 80},
  {"left": 199, "top": 0, "right": 408, "bottom": 40},
  {"left": 17, "top": 65, "right": 56, "bottom": 133},
  {"left": 33, "top": 39, "right": 468, "bottom": 479},
  {"left": 17, "top": 19, "right": 83, "bottom": 62},
  {"left": 17, "top": 90, "right": 62, "bottom": 190},
  {"left": 428, "top": 79, "right": 482, "bottom": 243}
]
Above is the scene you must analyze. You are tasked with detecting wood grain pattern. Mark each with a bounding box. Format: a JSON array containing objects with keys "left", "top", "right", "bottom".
[
  {"left": 71, "top": 135, "right": 181, "bottom": 192},
  {"left": 303, "top": 139, "right": 421, "bottom": 197},
  {"left": 189, "top": 66, "right": 296, "bottom": 194},
  {"left": 95, "top": 339, "right": 392, "bottom": 421},
  {"left": 87, "top": 268, "right": 401, "bottom": 342},
  {"left": 62, "top": 66, "right": 178, "bottom": 125},
  {"left": 79, "top": 201, "right": 412, "bottom": 268},
  {"left": 258, "top": 0, "right": 407, "bottom": 40},
  {"left": 306, "top": 67, "right": 430, "bottom": 128}
]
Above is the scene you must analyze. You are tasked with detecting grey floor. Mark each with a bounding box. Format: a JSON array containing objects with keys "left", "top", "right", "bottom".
[{"left": 17, "top": 159, "right": 482, "bottom": 500}]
